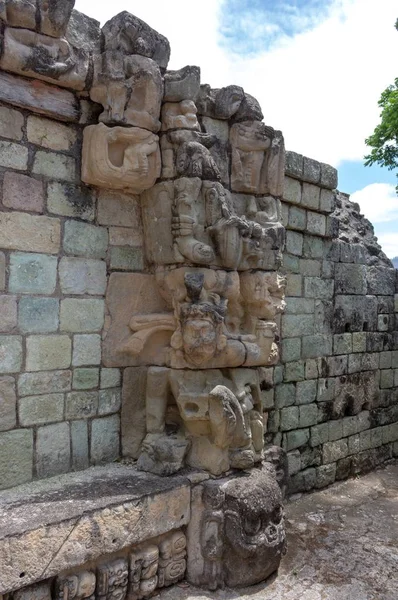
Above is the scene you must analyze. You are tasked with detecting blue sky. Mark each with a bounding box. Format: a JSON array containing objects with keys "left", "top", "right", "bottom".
[{"left": 75, "top": 0, "right": 398, "bottom": 257}]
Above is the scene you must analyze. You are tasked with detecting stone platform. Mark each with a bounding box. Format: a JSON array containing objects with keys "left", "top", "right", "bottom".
[
  {"left": 158, "top": 461, "right": 398, "bottom": 600},
  {"left": 0, "top": 464, "right": 190, "bottom": 594}
]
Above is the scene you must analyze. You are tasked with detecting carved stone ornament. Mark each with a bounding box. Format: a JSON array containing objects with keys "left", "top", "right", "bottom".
[
  {"left": 55, "top": 572, "right": 96, "bottom": 600},
  {"left": 163, "top": 66, "right": 200, "bottom": 102},
  {"left": 161, "top": 101, "right": 200, "bottom": 131},
  {"left": 0, "top": 0, "right": 75, "bottom": 37},
  {"left": 82, "top": 124, "right": 161, "bottom": 193}
]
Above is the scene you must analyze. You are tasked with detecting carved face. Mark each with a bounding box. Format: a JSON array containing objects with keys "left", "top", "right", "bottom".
[{"left": 182, "top": 318, "right": 218, "bottom": 365}]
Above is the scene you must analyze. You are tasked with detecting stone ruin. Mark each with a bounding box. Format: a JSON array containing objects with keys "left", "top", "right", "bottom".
[{"left": 0, "top": 1, "right": 397, "bottom": 598}]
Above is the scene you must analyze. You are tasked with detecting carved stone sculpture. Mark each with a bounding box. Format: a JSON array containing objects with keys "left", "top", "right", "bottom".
[
  {"left": 164, "top": 66, "right": 200, "bottom": 102},
  {"left": 97, "top": 558, "right": 128, "bottom": 600},
  {"left": 0, "top": 0, "right": 75, "bottom": 37},
  {"left": 196, "top": 84, "right": 245, "bottom": 119},
  {"left": 161, "top": 101, "right": 200, "bottom": 131},
  {"left": 55, "top": 572, "right": 96, "bottom": 600},
  {"left": 82, "top": 124, "right": 161, "bottom": 193}
]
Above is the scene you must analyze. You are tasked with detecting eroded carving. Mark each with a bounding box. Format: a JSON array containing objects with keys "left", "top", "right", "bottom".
[
  {"left": 196, "top": 84, "right": 245, "bottom": 119},
  {"left": 161, "top": 101, "right": 200, "bottom": 131},
  {"left": 0, "top": 0, "right": 75, "bottom": 37},
  {"left": 55, "top": 572, "right": 96, "bottom": 600},
  {"left": 164, "top": 66, "right": 200, "bottom": 102},
  {"left": 82, "top": 124, "right": 160, "bottom": 193},
  {"left": 97, "top": 559, "right": 128, "bottom": 600}
]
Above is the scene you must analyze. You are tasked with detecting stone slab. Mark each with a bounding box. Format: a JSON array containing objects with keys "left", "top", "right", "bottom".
[{"left": 0, "top": 465, "right": 190, "bottom": 594}]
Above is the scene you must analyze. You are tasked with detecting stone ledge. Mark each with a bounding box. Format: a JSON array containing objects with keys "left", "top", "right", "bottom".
[{"left": 0, "top": 464, "right": 191, "bottom": 594}]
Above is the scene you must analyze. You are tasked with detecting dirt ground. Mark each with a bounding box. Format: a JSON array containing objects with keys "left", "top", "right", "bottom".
[{"left": 158, "top": 461, "right": 398, "bottom": 600}]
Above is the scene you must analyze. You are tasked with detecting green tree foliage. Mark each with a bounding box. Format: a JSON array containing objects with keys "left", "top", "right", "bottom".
[{"left": 364, "top": 20, "right": 398, "bottom": 193}]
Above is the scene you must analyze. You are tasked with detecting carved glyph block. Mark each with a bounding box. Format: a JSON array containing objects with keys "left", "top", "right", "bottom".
[{"left": 82, "top": 124, "right": 161, "bottom": 193}]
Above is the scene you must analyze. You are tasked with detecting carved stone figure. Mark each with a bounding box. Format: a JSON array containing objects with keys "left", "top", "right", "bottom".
[
  {"left": 164, "top": 66, "right": 200, "bottom": 102},
  {"left": 90, "top": 53, "right": 163, "bottom": 131},
  {"left": 55, "top": 572, "right": 96, "bottom": 600},
  {"left": 0, "top": 0, "right": 75, "bottom": 37},
  {"left": 196, "top": 84, "right": 245, "bottom": 119},
  {"left": 160, "top": 130, "right": 219, "bottom": 180},
  {"left": 82, "top": 124, "right": 161, "bottom": 193},
  {"left": 161, "top": 101, "right": 200, "bottom": 131},
  {"left": 97, "top": 558, "right": 128, "bottom": 600}
]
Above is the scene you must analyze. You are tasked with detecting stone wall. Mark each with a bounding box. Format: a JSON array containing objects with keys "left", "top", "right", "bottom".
[{"left": 266, "top": 151, "right": 398, "bottom": 493}]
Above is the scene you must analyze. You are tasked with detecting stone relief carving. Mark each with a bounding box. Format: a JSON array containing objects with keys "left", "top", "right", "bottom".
[
  {"left": 161, "top": 101, "right": 200, "bottom": 131},
  {"left": 164, "top": 66, "right": 200, "bottom": 102},
  {"left": 55, "top": 572, "right": 96, "bottom": 600},
  {"left": 82, "top": 124, "right": 161, "bottom": 193},
  {"left": 0, "top": 0, "right": 75, "bottom": 37}
]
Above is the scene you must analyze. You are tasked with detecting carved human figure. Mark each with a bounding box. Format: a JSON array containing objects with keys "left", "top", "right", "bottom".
[
  {"left": 201, "top": 484, "right": 225, "bottom": 590},
  {"left": 82, "top": 123, "right": 160, "bottom": 193},
  {"left": 161, "top": 100, "right": 200, "bottom": 131},
  {"left": 196, "top": 84, "right": 244, "bottom": 119}
]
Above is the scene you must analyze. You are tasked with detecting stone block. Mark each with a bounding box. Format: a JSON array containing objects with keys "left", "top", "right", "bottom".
[
  {"left": 27, "top": 116, "right": 77, "bottom": 151},
  {"left": 296, "top": 380, "right": 317, "bottom": 405},
  {"left": 99, "top": 388, "right": 122, "bottom": 415},
  {"left": 334, "top": 295, "right": 377, "bottom": 334},
  {"left": 377, "top": 314, "right": 391, "bottom": 332},
  {"left": 285, "top": 273, "right": 302, "bottom": 296},
  {"left": 66, "top": 391, "right": 98, "bottom": 419},
  {"left": 110, "top": 247, "right": 144, "bottom": 271},
  {"left": 63, "top": 221, "right": 108, "bottom": 259},
  {"left": 18, "top": 297, "right": 59, "bottom": 333},
  {"left": 0, "top": 141, "right": 28, "bottom": 170},
  {"left": 281, "top": 338, "right": 301, "bottom": 363},
  {"left": 323, "top": 439, "right": 348, "bottom": 463},
  {"left": 336, "top": 456, "right": 352, "bottom": 480},
  {"left": 380, "top": 351, "right": 392, "bottom": 369},
  {"left": 304, "top": 277, "right": 334, "bottom": 299},
  {"left": 0, "top": 376, "right": 16, "bottom": 432},
  {"left": 262, "top": 388, "right": 274, "bottom": 410},
  {"left": 342, "top": 415, "right": 359, "bottom": 438},
  {"left": 60, "top": 299, "right": 104, "bottom": 332},
  {"left": 73, "top": 368, "right": 99, "bottom": 390},
  {"left": 0, "top": 212, "right": 60, "bottom": 253},
  {"left": 380, "top": 369, "right": 394, "bottom": 389},
  {"left": 98, "top": 190, "right": 142, "bottom": 227},
  {"left": 287, "top": 449, "right": 301, "bottom": 475},
  {"left": 47, "top": 182, "right": 95, "bottom": 221},
  {"left": 26, "top": 335, "right": 71, "bottom": 371},
  {"left": 301, "top": 182, "right": 320, "bottom": 209},
  {"left": 3, "top": 172, "right": 44, "bottom": 213},
  {"left": 289, "top": 467, "right": 316, "bottom": 493},
  {"left": 299, "top": 259, "right": 321, "bottom": 277},
  {"left": 282, "top": 314, "right": 314, "bottom": 338},
  {"left": 71, "top": 420, "right": 89, "bottom": 470},
  {"left": 285, "top": 298, "right": 314, "bottom": 314},
  {"left": 274, "top": 365, "right": 284, "bottom": 384},
  {"left": 322, "top": 260, "right": 334, "bottom": 278},
  {"left": 0, "top": 107, "right": 24, "bottom": 140},
  {"left": 285, "top": 230, "right": 303, "bottom": 256},
  {"left": 327, "top": 355, "right": 348, "bottom": 377},
  {"left": 306, "top": 211, "right": 326, "bottom": 236},
  {"left": 395, "top": 294, "right": 398, "bottom": 313},
  {"left": 319, "top": 188, "right": 335, "bottom": 212},
  {"left": 310, "top": 422, "right": 329, "bottom": 447},
  {"left": 284, "top": 361, "right": 305, "bottom": 382},
  {"left": 0, "top": 252, "right": 5, "bottom": 291},
  {"left": 36, "top": 422, "right": 70, "bottom": 478},
  {"left": 285, "top": 428, "right": 310, "bottom": 451},
  {"left": 317, "top": 378, "right": 336, "bottom": 402},
  {"left": 305, "top": 359, "right": 319, "bottom": 379},
  {"left": 32, "top": 151, "right": 76, "bottom": 181},
  {"left": 275, "top": 383, "right": 296, "bottom": 408},
  {"left": 352, "top": 332, "right": 367, "bottom": 353},
  {"left": 315, "top": 463, "right": 336, "bottom": 488},
  {"left": 72, "top": 334, "right": 101, "bottom": 366},
  {"left": 302, "top": 334, "right": 332, "bottom": 359},
  {"left": 367, "top": 267, "right": 396, "bottom": 296},
  {"left": 109, "top": 226, "right": 143, "bottom": 247},
  {"left": 0, "top": 429, "right": 33, "bottom": 490},
  {"left": 334, "top": 333, "right": 352, "bottom": 355},
  {"left": 59, "top": 257, "right": 107, "bottom": 296},
  {"left": 299, "top": 403, "right": 318, "bottom": 427},
  {"left": 0, "top": 295, "right": 17, "bottom": 333},
  {"left": 392, "top": 351, "right": 398, "bottom": 368},
  {"left": 0, "top": 336, "right": 22, "bottom": 373},
  {"left": 285, "top": 151, "right": 303, "bottom": 179},
  {"left": 91, "top": 414, "right": 120, "bottom": 463},
  {"left": 303, "top": 235, "right": 324, "bottom": 259},
  {"left": 320, "top": 163, "right": 338, "bottom": 189},
  {"left": 328, "top": 419, "right": 343, "bottom": 442},
  {"left": 121, "top": 366, "right": 147, "bottom": 458},
  {"left": 303, "top": 157, "right": 321, "bottom": 184},
  {"left": 18, "top": 370, "right": 71, "bottom": 397},
  {"left": 281, "top": 202, "right": 289, "bottom": 226},
  {"left": 19, "top": 393, "right": 64, "bottom": 426},
  {"left": 283, "top": 176, "right": 301, "bottom": 204},
  {"left": 280, "top": 406, "right": 299, "bottom": 431},
  {"left": 348, "top": 433, "right": 360, "bottom": 455},
  {"left": 9, "top": 252, "right": 57, "bottom": 295},
  {"left": 100, "top": 368, "right": 121, "bottom": 389},
  {"left": 335, "top": 264, "right": 367, "bottom": 295},
  {"left": 288, "top": 206, "right": 306, "bottom": 230}
]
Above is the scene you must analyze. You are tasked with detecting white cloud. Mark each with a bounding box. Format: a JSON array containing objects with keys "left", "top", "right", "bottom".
[
  {"left": 375, "top": 233, "right": 398, "bottom": 259},
  {"left": 74, "top": 0, "right": 398, "bottom": 167},
  {"left": 350, "top": 183, "right": 398, "bottom": 223}
]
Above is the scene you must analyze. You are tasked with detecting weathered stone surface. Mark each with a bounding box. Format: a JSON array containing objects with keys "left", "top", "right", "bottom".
[
  {"left": 0, "top": 106, "right": 23, "bottom": 140},
  {"left": 18, "top": 297, "right": 59, "bottom": 333},
  {"left": 59, "top": 258, "right": 107, "bottom": 295},
  {"left": 3, "top": 172, "right": 44, "bottom": 213},
  {"left": 32, "top": 151, "right": 76, "bottom": 181},
  {"left": 66, "top": 391, "right": 98, "bottom": 419},
  {"left": 0, "top": 464, "right": 190, "bottom": 593},
  {"left": 0, "top": 295, "right": 17, "bottom": 333},
  {"left": 0, "top": 141, "right": 28, "bottom": 170},
  {"left": 110, "top": 247, "right": 144, "bottom": 271},
  {"left": 63, "top": 221, "right": 108, "bottom": 259},
  {"left": 27, "top": 116, "right": 77, "bottom": 151},
  {"left": 18, "top": 370, "right": 71, "bottom": 397},
  {"left": 36, "top": 422, "right": 70, "bottom": 478},
  {"left": 0, "top": 252, "right": 5, "bottom": 291},
  {"left": 70, "top": 419, "right": 89, "bottom": 470},
  {"left": 285, "top": 151, "right": 303, "bottom": 179},
  {"left": 72, "top": 367, "right": 99, "bottom": 390},
  {"left": 320, "top": 162, "right": 338, "bottom": 189},
  {"left": 60, "top": 299, "right": 104, "bottom": 332},
  {"left": 72, "top": 334, "right": 101, "bottom": 366},
  {"left": 0, "top": 429, "right": 33, "bottom": 491},
  {"left": 66, "top": 9, "right": 102, "bottom": 53},
  {"left": 19, "top": 393, "right": 64, "bottom": 426},
  {"left": 47, "top": 182, "right": 95, "bottom": 221},
  {"left": 164, "top": 66, "right": 200, "bottom": 101},
  {"left": 0, "top": 376, "right": 16, "bottom": 432},
  {"left": 303, "top": 157, "right": 321, "bottom": 184},
  {"left": 121, "top": 367, "right": 147, "bottom": 458},
  {"left": 109, "top": 226, "right": 142, "bottom": 247},
  {"left": 0, "top": 336, "right": 22, "bottom": 373},
  {"left": 97, "top": 190, "right": 141, "bottom": 227},
  {"left": 98, "top": 388, "right": 121, "bottom": 415},
  {"left": 301, "top": 183, "right": 320, "bottom": 209},
  {"left": 9, "top": 252, "right": 57, "bottom": 294},
  {"left": 26, "top": 335, "right": 72, "bottom": 371},
  {"left": 0, "top": 212, "right": 60, "bottom": 253},
  {"left": 91, "top": 414, "right": 120, "bottom": 463},
  {"left": 101, "top": 368, "right": 121, "bottom": 389}
]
